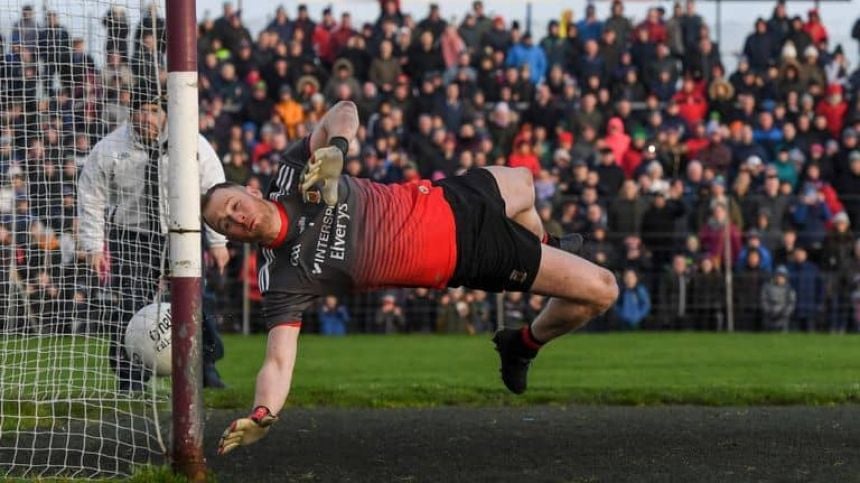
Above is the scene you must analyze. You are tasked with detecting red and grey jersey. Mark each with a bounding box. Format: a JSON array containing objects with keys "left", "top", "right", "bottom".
[{"left": 259, "top": 138, "right": 458, "bottom": 329}]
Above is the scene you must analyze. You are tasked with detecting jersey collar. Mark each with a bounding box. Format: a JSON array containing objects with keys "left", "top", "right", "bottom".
[{"left": 262, "top": 201, "right": 289, "bottom": 249}]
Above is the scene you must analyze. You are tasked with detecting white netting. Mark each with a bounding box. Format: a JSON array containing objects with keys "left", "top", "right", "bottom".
[{"left": 0, "top": 0, "right": 171, "bottom": 478}]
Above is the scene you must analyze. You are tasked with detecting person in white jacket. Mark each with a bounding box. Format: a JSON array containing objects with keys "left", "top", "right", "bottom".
[{"left": 77, "top": 82, "right": 230, "bottom": 392}]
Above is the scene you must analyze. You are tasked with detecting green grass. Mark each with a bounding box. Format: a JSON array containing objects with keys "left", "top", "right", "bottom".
[
  {"left": 1, "top": 465, "right": 199, "bottom": 483},
  {"left": 207, "top": 333, "right": 860, "bottom": 409},
  {"left": 2, "top": 333, "right": 858, "bottom": 481}
]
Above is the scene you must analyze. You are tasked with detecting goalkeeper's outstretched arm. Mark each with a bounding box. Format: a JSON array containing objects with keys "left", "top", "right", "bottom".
[
  {"left": 308, "top": 100, "right": 359, "bottom": 153},
  {"left": 218, "top": 325, "right": 299, "bottom": 455},
  {"left": 301, "top": 100, "right": 359, "bottom": 205}
]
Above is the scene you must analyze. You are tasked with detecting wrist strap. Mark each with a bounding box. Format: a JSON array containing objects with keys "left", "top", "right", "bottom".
[
  {"left": 328, "top": 136, "right": 349, "bottom": 158},
  {"left": 249, "top": 405, "right": 277, "bottom": 425}
]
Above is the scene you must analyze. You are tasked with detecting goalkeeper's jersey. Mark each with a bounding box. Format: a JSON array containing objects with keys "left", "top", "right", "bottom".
[{"left": 259, "top": 137, "right": 457, "bottom": 329}]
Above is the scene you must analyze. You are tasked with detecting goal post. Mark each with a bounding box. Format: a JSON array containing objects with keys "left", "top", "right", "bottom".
[{"left": 165, "top": 0, "right": 205, "bottom": 479}]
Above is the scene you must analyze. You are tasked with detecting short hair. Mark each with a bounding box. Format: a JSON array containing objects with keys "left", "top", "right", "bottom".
[{"left": 200, "top": 181, "right": 243, "bottom": 219}]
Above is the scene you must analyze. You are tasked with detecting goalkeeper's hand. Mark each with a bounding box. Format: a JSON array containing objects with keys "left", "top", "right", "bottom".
[
  {"left": 217, "top": 406, "right": 278, "bottom": 455},
  {"left": 300, "top": 145, "right": 344, "bottom": 206}
]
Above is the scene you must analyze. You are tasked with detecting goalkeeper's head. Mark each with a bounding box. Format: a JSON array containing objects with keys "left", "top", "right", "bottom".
[
  {"left": 130, "top": 80, "right": 166, "bottom": 145},
  {"left": 201, "top": 182, "right": 282, "bottom": 244}
]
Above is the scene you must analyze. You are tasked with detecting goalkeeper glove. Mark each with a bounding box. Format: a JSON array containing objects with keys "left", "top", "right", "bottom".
[
  {"left": 300, "top": 141, "right": 345, "bottom": 206},
  {"left": 217, "top": 406, "right": 278, "bottom": 455}
]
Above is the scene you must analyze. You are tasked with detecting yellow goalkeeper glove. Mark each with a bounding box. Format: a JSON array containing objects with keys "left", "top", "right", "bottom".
[
  {"left": 300, "top": 144, "right": 344, "bottom": 206},
  {"left": 217, "top": 406, "right": 278, "bottom": 455}
]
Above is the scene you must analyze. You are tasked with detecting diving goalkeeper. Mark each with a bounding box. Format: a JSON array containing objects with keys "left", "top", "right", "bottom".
[{"left": 203, "top": 101, "right": 618, "bottom": 455}]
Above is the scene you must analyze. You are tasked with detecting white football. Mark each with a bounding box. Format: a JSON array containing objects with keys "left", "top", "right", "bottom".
[{"left": 124, "top": 302, "right": 172, "bottom": 376}]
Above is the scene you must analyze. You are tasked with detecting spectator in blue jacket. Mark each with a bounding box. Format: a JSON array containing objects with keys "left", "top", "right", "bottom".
[
  {"left": 743, "top": 19, "right": 776, "bottom": 73},
  {"left": 505, "top": 32, "right": 547, "bottom": 85},
  {"left": 790, "top": 185, "right": 832, "bottom": 251},
  {"left": 737, "top": 229, "right": 773, "bottom": 273},
  {"left": 788, "top": 248, "right": 824, "bottom": 332},
  {"left": 752, "top": 111, "right": 784, "bottom": 158},
  {"left": 577, "top": 4, "right": 604, "bottom": 42},
  {"left": 614, "top": 269, "right": 651, "bottom": 329},
  {"left": 319, "top": 295, "right": 350, "bottom": 335}
]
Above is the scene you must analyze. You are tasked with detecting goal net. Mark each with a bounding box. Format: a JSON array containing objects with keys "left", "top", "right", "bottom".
[{"left": 0, "top": 0, "right": 171, "bottom": 478}]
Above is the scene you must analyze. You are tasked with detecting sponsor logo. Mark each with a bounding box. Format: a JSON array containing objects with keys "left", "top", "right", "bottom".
[
  {"left": 330, "top": 203, "right": 349, "bottom": 261},
  {"left": 312, "top": 205, "right": 336, "bottom": 274},
  {"left": 304, "top": 190, "right": 321, "bottom": 204},
  {"left": 418, "top": 185, "right": 430, "bottom": 194},
  {"left": 311, "top": 203, "right": 351, "bottom": 275},
  {"left": 508, "top": 270, "right": 528, "bottom": 284},
  {"left": 290, "top": 243, "right": 301, "bottom": 267},
  {"left": 147, "top": 312, "right": 172, "bottom": 353}
]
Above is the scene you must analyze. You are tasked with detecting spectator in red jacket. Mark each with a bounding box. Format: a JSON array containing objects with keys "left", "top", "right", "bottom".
[
  {"left": 685, "top": 122, "right": 710, "bottom": 160},
  {"left": 698, "top": 201, "right": 742, "bottom": 268},
  {"left": 330, "top": 13, "right": 357, "bottom": 57},
  {"left": 313, "top": 8, "right": 338, "bottom": 65},
  {"left": 803, "top": 9, "right": 828, "bottom": 45},
  {"left": 604, "top": 117, "right": 631, "bottom": 165},
  {"left": 508, "top": 138, "right": 541, "bottom": 177},
  {"left": 635, "top": 8, "right": 667, "bottom": 45},
  {"left": 673, "top": 77, "right": 709, "bottom": 128},
  {"left": 815, "top": 84, "right": 848, "bottom": 138},
  {"left": 621, "top": 131, "right": 648, "bottom": 179}
]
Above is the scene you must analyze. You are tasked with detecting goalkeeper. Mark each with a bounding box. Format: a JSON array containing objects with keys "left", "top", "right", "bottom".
[{"left": 203, "top": 101, "right": 618, "bottom": 455}]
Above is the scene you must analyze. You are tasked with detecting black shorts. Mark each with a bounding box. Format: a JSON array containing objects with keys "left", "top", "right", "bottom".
[{"left": 435, "top": 168, "right": 542, "bottom": 293}]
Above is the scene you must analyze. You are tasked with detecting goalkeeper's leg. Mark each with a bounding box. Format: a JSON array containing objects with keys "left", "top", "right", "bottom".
[
  {"left": 494, "top": 246, "right": 618, "bottom": 394},
  {"left": 482, "top": 166, "right": 583, "bottom": 253}
]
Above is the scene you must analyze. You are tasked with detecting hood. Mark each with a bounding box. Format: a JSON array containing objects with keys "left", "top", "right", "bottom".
[{"left": 608, "top": 117, "right": 625, "bottom": 133}]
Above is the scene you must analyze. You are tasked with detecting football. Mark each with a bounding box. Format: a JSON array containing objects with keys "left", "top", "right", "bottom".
[{"left": 124, "top": 302, "right": 172, "bottom": 376}]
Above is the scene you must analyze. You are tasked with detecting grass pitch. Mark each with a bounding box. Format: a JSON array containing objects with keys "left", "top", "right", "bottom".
[{"left": 207, "top": 333, "right": 860, "bottom": 409}]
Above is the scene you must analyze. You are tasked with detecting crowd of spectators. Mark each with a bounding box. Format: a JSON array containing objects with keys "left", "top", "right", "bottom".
[{"left": 2, "top": 1, "right": 860, "bottom": 335}]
